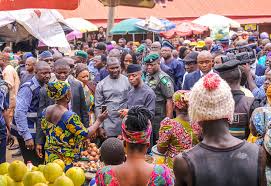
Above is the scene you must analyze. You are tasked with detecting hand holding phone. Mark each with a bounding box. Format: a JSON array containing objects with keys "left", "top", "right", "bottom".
[{"left": 101, "top": 105, "right": 107, "bottom": 113}]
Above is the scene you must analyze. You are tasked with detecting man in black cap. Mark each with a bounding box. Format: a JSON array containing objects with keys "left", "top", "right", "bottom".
[
  {"left": 181, "top": 51, "right": 199, "bottom": 87},
  {"left": 215, "top": 60, "right": 260, "bottom": 139},
  {"left": 119, "top": 64, "right": 156, "bottom": 118},
  {"left": 160, "top": 40, "right": 185, "bottom": 90},
  {"left": 182, "top": 51, "right": 214, "bottom": 90},
  {"left": 94, "top": 42, "right": 107, "bottom": 56}
]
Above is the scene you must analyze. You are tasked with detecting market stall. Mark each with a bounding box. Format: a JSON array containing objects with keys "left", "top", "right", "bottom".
[{"left": 0, "top": 9, "right": 70, "bottom": 48}]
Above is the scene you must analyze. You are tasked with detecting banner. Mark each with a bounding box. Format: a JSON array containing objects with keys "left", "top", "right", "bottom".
[
  {"left": 244, "top": 24, "right": 257, "bottom": 31},
  {"left": 210, "top": 25, "right": 230, "bottom": 41},
  {"left": 0, "top": 0, "right": 79, "bottom": 10}
]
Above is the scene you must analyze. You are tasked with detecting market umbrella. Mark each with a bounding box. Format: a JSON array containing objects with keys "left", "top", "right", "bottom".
[
  {"left": 110, "top": 18, "right": 146, "bottom": 35},
  {"left": 135, "top": 16, "right": 176, "bottom": 33},
  {"left": 64, "top": 18, "right": 98, "bottom": 33},
  {"left": 161, "top": 22, "right": 208, "bottom": 39},
  {"left": 66, "top": 30, "right": 83, "bottom": 41},
  {"left": 192, "top": 13, "right": 240, "bottom": 28}
]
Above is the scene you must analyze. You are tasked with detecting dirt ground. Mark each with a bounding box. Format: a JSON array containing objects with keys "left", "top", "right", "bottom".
[{"left": 6, "top": 139, "right": 23, "bottom": 162}]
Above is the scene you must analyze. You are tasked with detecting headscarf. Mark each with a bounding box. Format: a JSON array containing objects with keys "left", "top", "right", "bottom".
[
  {"left": 121, "top": 122, "right": 152, "bottom": 144},
  {"left": 172, "top": 90, "right": 190, "bottom": 110},
  {"left": 46, "top": 81, "right": 70, "bottom": 101},
  {"left": 250, "top": 107, "right": 271, "bottom": 145},
  {"left": 264, "top": 128, "right": 271, "bottom": 155},
  {"left": 266, "top": 85, "right": 271, "bottom": 105}
]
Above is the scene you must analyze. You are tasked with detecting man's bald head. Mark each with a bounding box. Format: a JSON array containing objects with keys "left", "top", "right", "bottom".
[
  {"left": 197, "top": 50, "right": 213, "bottom": 61},
  {"left": 151, "top": 42, "right": 161, "bottom": 52},
  {"left": 108, "top": 49, "right": 121, "bottom": 59},
  {"left": 35, "top": 61, "right": 50, "bottom": 72},
  {"left": 197, "top": 51, "right": 213, "bottom": 74}
]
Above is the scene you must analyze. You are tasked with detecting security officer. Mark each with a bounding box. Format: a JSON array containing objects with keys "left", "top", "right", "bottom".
[
  {"left": 160, "top": 40, "right": 185, "bottom": 90},
  {"left": 12, "top": 61, "right": 51, "bottom": 165},
  {"left": 144, "top": 53, "right": 174, "bottom": 145},
  {"left": 215, "top": 59, "right": 260, "bottom": 139}
]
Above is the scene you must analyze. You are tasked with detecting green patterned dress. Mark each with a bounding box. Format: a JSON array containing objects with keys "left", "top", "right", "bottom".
[{"left": 157, "top": 117, "right": 201, "bottom": 168}]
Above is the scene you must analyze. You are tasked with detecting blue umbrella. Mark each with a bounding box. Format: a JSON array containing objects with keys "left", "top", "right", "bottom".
[{"left": 135, "top": 16, "right": 176, "bottom": 33}]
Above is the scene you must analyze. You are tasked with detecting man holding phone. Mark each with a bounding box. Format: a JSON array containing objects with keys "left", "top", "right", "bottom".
[
  {"left": 95, "top": 57, "right": 130, "bottom": 138},
  {"left": 119, "top": 64, "right": 156, "bottom": 118}
]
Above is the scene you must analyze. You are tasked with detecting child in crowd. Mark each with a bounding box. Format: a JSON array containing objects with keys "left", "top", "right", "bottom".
[{"left": 89, "top": 138, "right": 126, "bottom": 186}]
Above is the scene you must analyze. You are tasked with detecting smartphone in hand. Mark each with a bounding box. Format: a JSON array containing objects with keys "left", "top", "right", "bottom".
[{"left": 101, "top": 105, "right": 107, "bottom": 113}]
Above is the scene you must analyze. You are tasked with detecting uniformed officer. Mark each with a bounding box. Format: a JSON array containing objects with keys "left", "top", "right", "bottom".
[
  {"left": 144, "top": 53, "right": 175, "bottom": 145},
  {"left": 160, "top": 40, "right": 185, "bottom": 90},
  {"left": 12, "top": 61, "right": 51, "bottom": 165},
  {"left": 215, "top": 59, "right": 260, "bottom": 139}
]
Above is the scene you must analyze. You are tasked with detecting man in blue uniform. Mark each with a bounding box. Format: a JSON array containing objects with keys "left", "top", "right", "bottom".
[
  {"left": 160, "top": 40, "right": 185, "bottom": 90},
  {"left": 0, "top": 79, "right": 9, "bottom": 163},
  {"left": 12, "top": 61, "right": 51, "bottom": 165}
]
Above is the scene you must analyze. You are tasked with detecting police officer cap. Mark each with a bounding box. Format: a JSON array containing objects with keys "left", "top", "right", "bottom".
[
  {"left": 136, "top": 44, "right": 146, "bottom": 54},
  {"left": 214, "top": 59, "right": 242, "bottom": 73},
  {"left": 127, "top": 64, "right": 142, "bottom": 73},
  {"left": 161, "top": 40, "right": 174, "bottom": 49},
  {"left": 144, "top": 53, "right": 160, "bottom": 63},
  {"left": 75, "top": 50, "right": 88, "bottom": 59}
]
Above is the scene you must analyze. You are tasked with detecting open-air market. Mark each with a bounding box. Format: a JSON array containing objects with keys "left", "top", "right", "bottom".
[{"left": 0, "top": 0, "right": 271, "bottom": 185}]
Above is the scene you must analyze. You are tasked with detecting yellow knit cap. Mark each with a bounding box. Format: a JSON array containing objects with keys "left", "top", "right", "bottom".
[{"left": 189, "top": 73, "right": 235, "bottom": 123}]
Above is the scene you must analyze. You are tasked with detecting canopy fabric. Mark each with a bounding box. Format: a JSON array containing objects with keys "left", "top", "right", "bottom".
[
  {"left": 110, "top": 18, "right": 146, "bottom": 35},
  {"left": 66, "top": 30, "right": 83, "bottom": 41},
  {"left": 0, "top": 9, "right": 70, "bottom": 48},
  {"left": 64, "top": 18, "right": 98, "bottom": 33},
  {"left": 161, "top": 22, "right": 208, "bottom": 38},
  {"left": 135, "top": 16, "right": 176, "bottom": 33},
  {"left": 192, "top": 13, "right": 240, "bottom": 28},
  {"left": 0, "top": 0, "right": 79, "bottom": 10}
]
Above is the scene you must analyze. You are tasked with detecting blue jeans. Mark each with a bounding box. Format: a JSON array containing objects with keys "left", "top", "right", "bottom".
[{"left": 0, "top": 137, "right": 6, "bottom": 163}]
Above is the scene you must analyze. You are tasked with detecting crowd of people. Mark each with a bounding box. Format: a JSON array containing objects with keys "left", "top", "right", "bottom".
[{"left": 0, "top": 29, "right": 271, "bottom": 185}]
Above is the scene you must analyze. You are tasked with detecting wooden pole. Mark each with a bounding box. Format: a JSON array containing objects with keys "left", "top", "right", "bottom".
[{"left": 106, "top": 6, "right": 115, "bottom": 42}]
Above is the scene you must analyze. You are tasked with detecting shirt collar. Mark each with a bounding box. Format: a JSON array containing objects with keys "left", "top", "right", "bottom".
[
  {"left": 200, "top": 69, "right": 213, "bottom": 77},
  {"left": 32, "top": 76, "right": 41, "bottom": 87}
]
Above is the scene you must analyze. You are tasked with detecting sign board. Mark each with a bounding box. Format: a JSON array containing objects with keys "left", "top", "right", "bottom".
[
  {"left": 0, "top": 0, "right": 79, "bottom": 10},
  {"left": 244, "top": 24, "right": 257, "bottom": 31},
  {"left": 98, "top": 0, "right": 155, "bottom": 8}
]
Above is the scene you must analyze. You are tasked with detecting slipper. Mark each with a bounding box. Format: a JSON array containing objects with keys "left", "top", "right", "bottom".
[
  {"left": 8, "top": 144, "right": 20, "bottom": 150},
  {"left": 11, "top": 149, "right": 22, "bottom": 157}
]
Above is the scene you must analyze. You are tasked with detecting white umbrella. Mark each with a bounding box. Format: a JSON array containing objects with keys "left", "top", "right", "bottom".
[
  {"left": 135, "top": 16, "right": 176, "bottom": 33},
  {"left": 64, "top": 18, "right": 98, "bottom": 33},
  {"left": 192, "top": 13, "right": 240, "bottom": 28}
]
